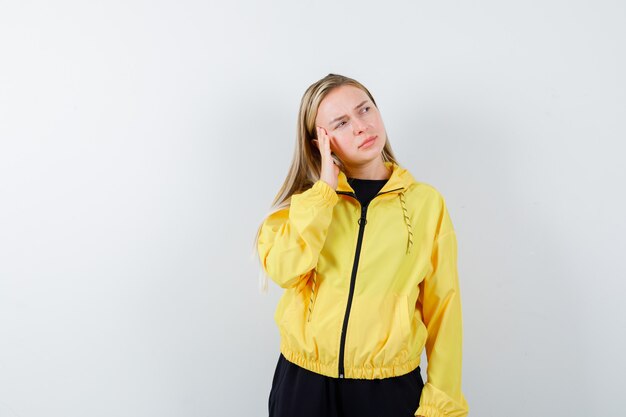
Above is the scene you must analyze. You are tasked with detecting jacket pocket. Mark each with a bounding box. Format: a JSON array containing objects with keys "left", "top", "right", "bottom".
[{"left": 353, "top": 293, "right": 412, "bottom": 364}]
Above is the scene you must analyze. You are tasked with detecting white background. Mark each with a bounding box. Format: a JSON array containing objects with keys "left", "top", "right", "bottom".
[{"left": 1, "top": 1, "right": 624, "bottom": 416}]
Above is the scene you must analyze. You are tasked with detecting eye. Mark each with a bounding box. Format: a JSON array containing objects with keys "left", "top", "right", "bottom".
[
  {"left": 362, "top": 106, "right": 371, "bottom": 113},
  {"left": 335, "top": 121, "right": 346, "bottom": 128}
]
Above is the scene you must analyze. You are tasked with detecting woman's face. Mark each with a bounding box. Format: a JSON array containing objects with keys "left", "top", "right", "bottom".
[{"left": 314, "top": 85, "right": 386, "bottom": 166}]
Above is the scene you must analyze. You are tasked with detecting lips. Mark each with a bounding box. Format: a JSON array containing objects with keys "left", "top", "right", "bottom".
[{"left": 359, "top": 135, "right": 377, "bottom": 148}]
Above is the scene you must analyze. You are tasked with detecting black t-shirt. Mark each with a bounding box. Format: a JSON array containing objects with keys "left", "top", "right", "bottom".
[{"left": 347, "top": 177, "right": 389, "bottom": 207}]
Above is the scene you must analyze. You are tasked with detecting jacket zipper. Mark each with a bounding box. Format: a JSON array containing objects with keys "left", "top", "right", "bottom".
[{"left": 335, "top": 187, "right": 403, "bottom": 378}]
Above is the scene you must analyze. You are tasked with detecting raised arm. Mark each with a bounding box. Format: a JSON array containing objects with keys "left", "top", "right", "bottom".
[{"left": 257, "top": 180, "right": 339, "bottom": 289}]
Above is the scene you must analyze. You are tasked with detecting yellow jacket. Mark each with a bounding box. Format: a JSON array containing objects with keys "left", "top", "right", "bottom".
[{"left": 257, "top": 161, "right": 469, "bottom": 417}]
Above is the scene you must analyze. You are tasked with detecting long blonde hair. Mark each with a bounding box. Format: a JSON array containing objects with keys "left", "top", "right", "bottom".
[{"left": 252, "top": 73, "right": 399, "bottom": 291}]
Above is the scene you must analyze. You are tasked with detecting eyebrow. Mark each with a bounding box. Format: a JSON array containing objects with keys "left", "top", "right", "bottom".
[{"left": 328, "top": 100, "right": 369, "bottom": 125}]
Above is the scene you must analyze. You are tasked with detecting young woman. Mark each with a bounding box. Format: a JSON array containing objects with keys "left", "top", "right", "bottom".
[{"left": 253, "top": 73, "right": 469, "bottom": 417}]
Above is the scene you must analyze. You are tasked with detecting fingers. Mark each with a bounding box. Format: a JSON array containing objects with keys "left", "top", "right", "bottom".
[
  {"left": 321, "top": 128, "right": 337, "bottom": 165},
  {"left": 324, "top": 129, "right": 330, "bottom": 154},
  {"left": 317, "top": 126, "right": 339, "bottom": 166},
  {"left": 314, "top": 127, "right": 322, "bottom": 152},
  {"left": 316, "top": 126, "right": 330, "bottom": 154}
]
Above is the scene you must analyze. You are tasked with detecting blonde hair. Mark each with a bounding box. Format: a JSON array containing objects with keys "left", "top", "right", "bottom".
[{"left": 251, "top": 73, "right": 400, "bottom": 292}]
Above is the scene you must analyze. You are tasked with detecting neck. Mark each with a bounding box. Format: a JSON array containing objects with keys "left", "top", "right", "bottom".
[{"left": 345, "top": 158, "right": 391, "bottom": 180}]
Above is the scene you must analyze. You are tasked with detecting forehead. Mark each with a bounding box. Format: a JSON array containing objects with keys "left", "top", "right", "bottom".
[{"left": 317, "top": 85, "right": 369, "bottom": 122}]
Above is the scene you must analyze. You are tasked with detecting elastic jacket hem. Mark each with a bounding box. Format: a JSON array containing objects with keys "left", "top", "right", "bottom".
[{"left": 280, "top": 343, "right": 422, "bottom": 379}]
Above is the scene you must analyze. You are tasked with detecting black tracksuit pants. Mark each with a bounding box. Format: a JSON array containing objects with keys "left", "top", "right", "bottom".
[{"left": 268, "top": 353, "right": 424, "bottom": 417}]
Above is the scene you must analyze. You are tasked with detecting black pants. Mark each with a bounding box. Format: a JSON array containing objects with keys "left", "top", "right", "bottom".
[{"left": 268, "top": 353, "right": 424, "bottom": 417}]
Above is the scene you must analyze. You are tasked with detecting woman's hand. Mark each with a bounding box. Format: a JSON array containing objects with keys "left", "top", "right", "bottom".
[{"left": 312, "top": 126, "right": 340, "bottom": 190}]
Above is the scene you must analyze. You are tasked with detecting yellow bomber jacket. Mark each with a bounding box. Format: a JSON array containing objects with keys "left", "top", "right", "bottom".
[{"left": 257, "top": 161, "right": 469, "bottom": 417}]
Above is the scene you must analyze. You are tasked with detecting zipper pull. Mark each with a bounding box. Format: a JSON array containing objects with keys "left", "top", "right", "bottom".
[{"left": 358, "top": 205, "right": 367, "bottom": 226}]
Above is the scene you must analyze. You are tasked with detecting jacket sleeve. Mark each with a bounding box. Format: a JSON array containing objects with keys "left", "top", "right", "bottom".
[
  {"left": 415, "top": 196, "right": 469, "bottom": 417},
  {"left": 257, "top": 179, "right": 339, "bottom": 289}
]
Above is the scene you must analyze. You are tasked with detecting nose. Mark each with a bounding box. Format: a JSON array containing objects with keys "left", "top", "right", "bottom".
[{"left": 352, "top": 119, "right": 367, "bottom": 135}]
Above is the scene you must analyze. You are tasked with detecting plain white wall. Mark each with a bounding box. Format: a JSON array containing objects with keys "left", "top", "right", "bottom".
[{"left": 1, "top": 0, "right": 624, "bottom": 416}]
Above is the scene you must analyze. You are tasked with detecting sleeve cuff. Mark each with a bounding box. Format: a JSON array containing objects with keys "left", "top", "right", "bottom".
[
  {"left": 415, "top": 382, "right": 469, "bottom": 417},
  {"left": 415, "top": 405, "right": 448, "bottom": 417},
  {"left": 308, "top": 179, "right": 339, "bottom": 206}
]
